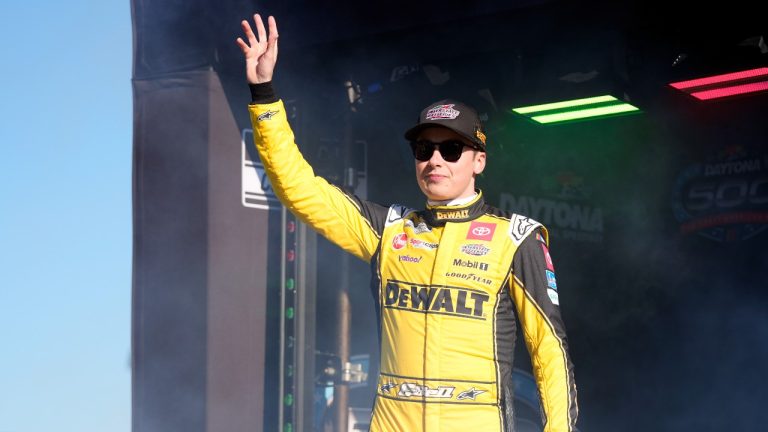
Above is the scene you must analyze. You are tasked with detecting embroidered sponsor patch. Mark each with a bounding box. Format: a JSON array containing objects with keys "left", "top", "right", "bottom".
[
  {"left": 466, "top": 221, "right": 496, "bottom": 241},
  {"left": 398, "top": 255, "right": 422, "bottom": 263},
  {"left": 457, "top": 387, "right": 486, "bottom": 401},
  {"left": 425, "top": 104, "right": 460, "bottom": 120},
  {"left": 380, "top": 382, "right": 397, "bottom": 393},
  {"left": 509, "top": 214, "right": 540, "bottom": 246},
  {"left": 541, "top": 243, "right": 555, "bottom": 271},
  {"left": 460, "top": 244, "right": 491, "bottom": 256},
  {"left": 545, "top": 270, "right": 558, "bottom": 290},
  {"left": 547, "top": 288, "right": 560, "bottom": 305},
  {"left": 444, "top": 271, "right": 492, "bottom": 285},
  {"left": 453, "top": 258, "right": 488, "bottom": 271},
  {"left": 257, "top": 110, "right": 279, "bottom": 121},
  {"left": 384, "top": 280, "right": 490, "bottom": 319},
  {"left": 435, "top": 209, "right": 469, "bottom": 220},
  {"left": 404, "top": 218, "right": 431, "bottom": 234},
  {"left": 392, "top": 233, "right": 408, "bottom": 250},
  {"left": 410, "top": 238, "right": 438, "bottom": 250},
  {"left": 398, "top": 383, "right": 454, "bottom": 398}
]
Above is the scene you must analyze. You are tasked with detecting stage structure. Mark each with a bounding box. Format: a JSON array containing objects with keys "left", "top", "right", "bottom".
[{"left": 132, "top": 1, "right": 768, "bottom": 431}]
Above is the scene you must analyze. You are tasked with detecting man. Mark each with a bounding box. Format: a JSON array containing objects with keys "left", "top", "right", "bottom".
[{"left": 237, "top": 14, "right": 578, "bottom": 432}]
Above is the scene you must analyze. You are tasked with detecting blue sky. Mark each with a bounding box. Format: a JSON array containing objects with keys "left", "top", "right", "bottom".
[{"left": 0, "top": 1, "right": 132, "bottom": 431}]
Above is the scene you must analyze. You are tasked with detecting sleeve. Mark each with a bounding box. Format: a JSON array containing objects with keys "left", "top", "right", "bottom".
[
  {"left": 248, "top": 95, "right": 387, "bottom": 262},
  {"left": 509, "top": 228, "right": 578, "bottom": 431}
]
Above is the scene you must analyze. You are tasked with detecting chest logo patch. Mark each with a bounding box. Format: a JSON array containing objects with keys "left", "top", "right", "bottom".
[
  {"left": 392, "top": 233, "right": 408, "bottom": 250},
  {"left": 460, "top": 244, "right": 491, "bottom": 256},
  {"left": 466, "top": 221, "right": 496, "bottom": 241},
  {"left": 385, "top": 281, "right": 490, "bottom": 320},
  {"left": 405, "top": 218, "right": 431, "bottom": 234},
  {"left": 410, "top": 238, "right": 438, "bottom": 250}
]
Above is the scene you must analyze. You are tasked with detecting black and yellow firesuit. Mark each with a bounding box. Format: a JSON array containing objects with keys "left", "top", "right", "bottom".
[{"left": 248, "top": 83, "right": 577, "bottom": 432}]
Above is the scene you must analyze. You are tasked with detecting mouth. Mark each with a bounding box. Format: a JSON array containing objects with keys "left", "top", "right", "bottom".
[{"left": 424, "top": 174, "right": 446, "bottom": 183}]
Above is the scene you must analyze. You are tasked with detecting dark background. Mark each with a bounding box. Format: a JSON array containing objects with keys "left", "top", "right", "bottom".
[{"left": 133, "top": 1, "right": 768, "bottom": 431}]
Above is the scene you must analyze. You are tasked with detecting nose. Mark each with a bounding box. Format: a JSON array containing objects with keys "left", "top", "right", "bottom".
[{"left": 427, "top": 145, "right": 445, "bottom": 165}]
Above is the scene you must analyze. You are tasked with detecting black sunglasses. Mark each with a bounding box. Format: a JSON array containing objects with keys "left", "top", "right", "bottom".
[{"left": 409, "top": 139, "right": 475, "bottom": 162}]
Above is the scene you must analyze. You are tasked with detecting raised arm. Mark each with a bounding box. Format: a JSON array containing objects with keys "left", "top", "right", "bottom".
[{"left": 236, "top": 15, "right": 386, "bottom": 262}]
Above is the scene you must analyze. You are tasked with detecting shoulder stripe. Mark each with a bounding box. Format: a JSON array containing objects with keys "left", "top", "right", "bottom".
[{"left": 484, "top": 213, "right": 511, "bottom": 223}]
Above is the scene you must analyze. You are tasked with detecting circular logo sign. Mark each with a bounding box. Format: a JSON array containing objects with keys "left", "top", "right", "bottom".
[{"left": 392, "top": 233, "right": 408, "bottom": 250}]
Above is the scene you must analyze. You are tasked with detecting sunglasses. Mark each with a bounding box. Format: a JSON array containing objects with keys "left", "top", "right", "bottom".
[{"left": 409, "top": 139, "right": 476, "bottom": 162}]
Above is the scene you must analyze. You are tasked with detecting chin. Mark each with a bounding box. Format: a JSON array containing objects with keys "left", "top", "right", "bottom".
[
  {"left": 425, "top": 189, "right": 453, "bottom": 201},
  {"left": 420, "top": 181, "right": 458, "bottom": 201}
]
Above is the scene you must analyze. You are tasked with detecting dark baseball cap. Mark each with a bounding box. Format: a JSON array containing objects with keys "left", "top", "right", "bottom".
[{"left": 404, "top": 99, "right": 487, "bottom": 150}]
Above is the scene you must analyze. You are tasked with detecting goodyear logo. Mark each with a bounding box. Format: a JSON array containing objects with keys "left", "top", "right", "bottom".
[
  {"left": 445, "top": 271, "right": 492, "bottom": 285},
  {"left": 435, "top": 209, "right": 469, "bottom": 220},
  {"left": 384, "top": 281, "right": 489, "bottom": 319}
]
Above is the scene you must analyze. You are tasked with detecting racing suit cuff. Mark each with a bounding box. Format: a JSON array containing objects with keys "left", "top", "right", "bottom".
[{"left": 249, "top": 82, "right": 278, "bottom": 105}]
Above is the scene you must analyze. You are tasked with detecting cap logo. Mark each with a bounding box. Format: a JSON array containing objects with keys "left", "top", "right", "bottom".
[
  {"left": 425, "top": 104, "right": 460, "bottom": 120},
  {"left": 475, "top": 129, "right": 486, "bottom": 145}
]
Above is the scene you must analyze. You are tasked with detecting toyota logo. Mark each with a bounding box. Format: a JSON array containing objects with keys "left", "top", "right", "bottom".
[{"left": 472, "top": 227, "right": 492, "bottom": 236}]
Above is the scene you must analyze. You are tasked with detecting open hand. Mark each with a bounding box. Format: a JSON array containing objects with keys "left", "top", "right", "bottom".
[{"left": 236, "top": 14, "right": 279, "bottom": 84}]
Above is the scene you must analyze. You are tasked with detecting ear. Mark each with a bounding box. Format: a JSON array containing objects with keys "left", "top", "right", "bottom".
[{"left": 473, "top": 151, "right": 487, "bottom": 175}]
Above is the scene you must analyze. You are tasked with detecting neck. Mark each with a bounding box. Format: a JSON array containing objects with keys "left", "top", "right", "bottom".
[
  {"left": 422, "top": 190, "right": 485, "bottom": 226},
  {"left": 428, "top": 192, "right": 478, "bottom": 207}
]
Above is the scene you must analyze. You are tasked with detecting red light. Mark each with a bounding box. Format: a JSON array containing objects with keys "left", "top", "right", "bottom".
[
  {"left": 691, "top": 81, "right": 768, "bottom": 100},
  {"left": 669, "top": 67, "right": 768, "bottom": 90}
]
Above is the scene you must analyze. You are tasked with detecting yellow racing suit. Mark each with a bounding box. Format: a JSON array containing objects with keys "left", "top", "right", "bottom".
[{"left": 249, "top": 93, "right": 578, "bottom": 432}]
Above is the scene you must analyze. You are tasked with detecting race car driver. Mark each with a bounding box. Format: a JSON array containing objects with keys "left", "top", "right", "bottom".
[{"left": 237, "top": 13, "right": 578, "bottom": 432}]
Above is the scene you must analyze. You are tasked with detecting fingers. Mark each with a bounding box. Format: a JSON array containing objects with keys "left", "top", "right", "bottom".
[
  {"left": 240, "top": 19, "right": 256, "bottom": 46},
  {"left": 268, "top": 15, "right": 279, "bottom": 39},
  {"left": 235, "top": 37, "right": 249, "bottom": 53},
  {"left": 237, "top": 13, "right": 277, "bottom": 52},
  {"left": 266, "top": 15, "right": 279, "bottom": 58},
  {"left": 254, "top": 13, "right": 267, "bottom": 43}
]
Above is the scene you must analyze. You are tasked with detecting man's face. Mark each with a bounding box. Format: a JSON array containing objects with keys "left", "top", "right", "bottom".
[{"left": 413, "top": 127, "right": 486, "bottom": 201}]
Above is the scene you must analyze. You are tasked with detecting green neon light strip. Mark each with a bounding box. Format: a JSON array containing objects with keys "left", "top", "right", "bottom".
[
  {"left": 512, "top": 95, "right": 618, "bottom": 114},
  {"left": 531, "top": 103, "right": 640, "bottom": 124}
]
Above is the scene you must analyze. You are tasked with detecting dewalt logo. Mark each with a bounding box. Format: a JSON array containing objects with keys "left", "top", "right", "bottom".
[
  {"left": 384, "top": 280, "right": 489, "bottom": 319},
  {"left": 434, "top": 209, "right": 469, "bottom": 220}
]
